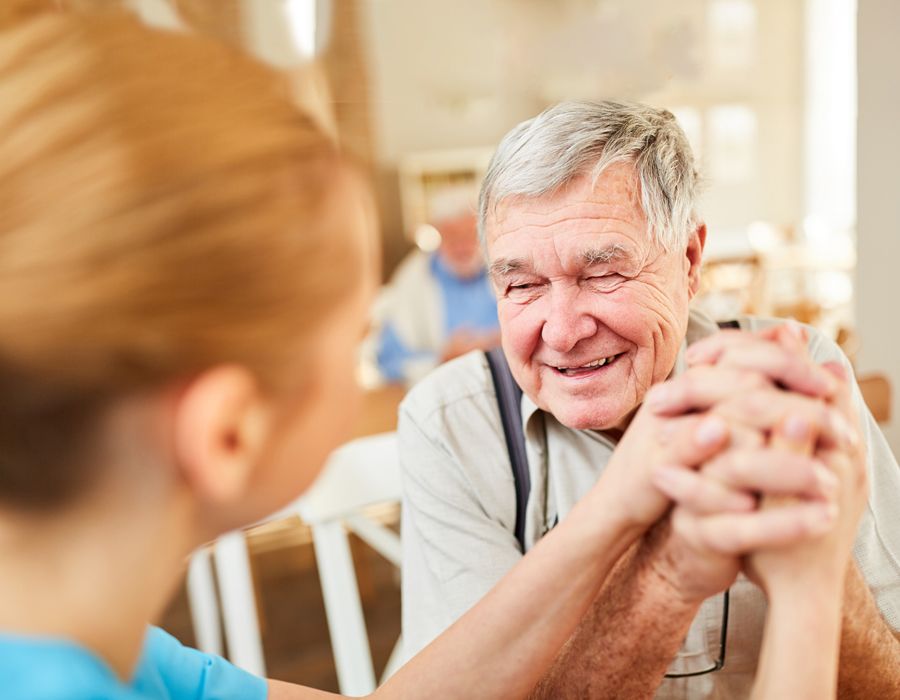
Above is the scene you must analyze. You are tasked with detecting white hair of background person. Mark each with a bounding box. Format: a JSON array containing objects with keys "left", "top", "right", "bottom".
[
  {"left": 428, "top": 183, "right": 479, "bottom": 226},
  {"left": 478, "top": 100, "right": 701, "bottom": 251}
]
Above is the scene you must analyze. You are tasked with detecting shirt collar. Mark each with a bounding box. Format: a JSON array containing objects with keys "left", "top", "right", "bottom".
[{"left": 430, "top": 252, "right": 487, "bottom": 284}]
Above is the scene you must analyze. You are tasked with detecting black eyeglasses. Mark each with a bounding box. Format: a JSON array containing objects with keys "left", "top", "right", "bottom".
[{"left": 664, "top": 589, "right": 730, "bottom": 678}]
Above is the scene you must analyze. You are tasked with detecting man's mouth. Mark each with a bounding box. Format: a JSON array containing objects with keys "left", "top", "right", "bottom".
[{"left": 553, "top": 353, "right": 625, "bottom": 378}]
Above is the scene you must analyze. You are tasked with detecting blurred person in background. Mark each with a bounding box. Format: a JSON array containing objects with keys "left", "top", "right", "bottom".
[
  {"left": 372, "top": 187, "right": 500, "bottom": 385},
  {"left": 0, "top": 4, "right": 857, "bottom": 700}
]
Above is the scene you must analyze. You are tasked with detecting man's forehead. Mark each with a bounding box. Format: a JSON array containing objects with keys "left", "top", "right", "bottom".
[
  {"left": 488, "top": 241, "right": 642, "bottom": 280},
  {"left": 486, "top": 204, "right": 649, "bottom": 266},
  {"left": 490, "top": 164, "right": 641, "bottom": 221},
  {"left": 487, "top": 184, "right": 646, "bottom": 251},
  {"left": 490, "top": 198, "right": 643, "bottom": 236}
]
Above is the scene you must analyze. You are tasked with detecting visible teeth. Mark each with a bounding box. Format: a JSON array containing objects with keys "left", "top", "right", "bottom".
[
  {"left": 581, "top": 357, "right": 610, "bottom": 368},
  {"left": 559, "top": 355, "right": 617, "bottom": 372},
  {"left": 582, "top": 355, "right": 617, "bottom": 368}
]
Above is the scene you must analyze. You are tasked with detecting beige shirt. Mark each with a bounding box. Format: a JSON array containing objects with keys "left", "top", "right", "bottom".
[{"left": 399, "top": 309, "right": 900, "bottom": 699}]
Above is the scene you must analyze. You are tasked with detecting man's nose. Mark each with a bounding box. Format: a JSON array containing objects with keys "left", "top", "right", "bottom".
[{"left": 540, "top": 287, "right": 599, "bottom": 353}]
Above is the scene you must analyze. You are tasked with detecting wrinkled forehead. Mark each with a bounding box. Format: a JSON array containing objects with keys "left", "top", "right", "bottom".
[{"left": 483, "top": 169, "right": 652, "bottom": 268}]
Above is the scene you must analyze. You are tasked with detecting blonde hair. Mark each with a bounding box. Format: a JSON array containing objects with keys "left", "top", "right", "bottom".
[{"left": 0, "top": 1, "right": 365, "bottom": 506}]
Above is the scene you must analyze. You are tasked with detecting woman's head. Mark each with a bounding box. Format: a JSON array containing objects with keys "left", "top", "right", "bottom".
[{"left": 0, "top": 2, "right": 377, "bottom": 532}]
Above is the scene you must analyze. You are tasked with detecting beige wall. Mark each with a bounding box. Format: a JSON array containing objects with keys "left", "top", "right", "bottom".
[
  {"left": 358, "top": 0, "right": 806, "bottom": 268},
  {"left": 856, "top": 0, "right": 900, "bottom": 452}
]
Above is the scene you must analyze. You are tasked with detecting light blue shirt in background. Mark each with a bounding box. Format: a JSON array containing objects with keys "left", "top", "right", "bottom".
[{"left": 377, "top": 253, "right": 499, "bottom": 382}]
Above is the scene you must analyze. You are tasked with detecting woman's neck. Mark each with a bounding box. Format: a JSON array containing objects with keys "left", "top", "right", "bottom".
[{"left": 0, "top": 481, "right": 194, "bottom": 681}]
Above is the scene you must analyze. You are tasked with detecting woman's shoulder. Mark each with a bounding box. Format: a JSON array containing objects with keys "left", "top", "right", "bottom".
[{"left": 0, "top": 632, "right": 146, "bottom": 700}]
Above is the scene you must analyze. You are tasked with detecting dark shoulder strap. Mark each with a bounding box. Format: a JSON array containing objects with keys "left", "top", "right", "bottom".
[
  {"left": 717, "top": 319, "right": 740, "bottom": 330},
  {"left": 485, "top": 347, "right": 530, "bottom": 553}
]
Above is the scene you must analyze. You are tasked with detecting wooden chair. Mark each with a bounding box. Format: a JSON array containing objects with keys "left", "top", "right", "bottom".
[
  {"left": 186, "top": 431, "right": 404, "bottom": 693},
  {"left": 858, "top": 373, "right": 892, "bottom": 424}
]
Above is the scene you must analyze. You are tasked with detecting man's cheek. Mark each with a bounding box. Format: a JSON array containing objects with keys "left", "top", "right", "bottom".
[
  {"left": 609, "top": 289, "right": 682, "bottom": 339},
  {"left": 501, "top": 303, "right": 539, "bottom": 341},
  {"left": 593, "top": 297, "right": 650, "bottom": 344}
]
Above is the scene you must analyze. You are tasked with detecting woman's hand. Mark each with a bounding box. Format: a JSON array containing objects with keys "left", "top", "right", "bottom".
[
  {"left": 746, "top": 363, "right": 868, "bottom": 597},
  {"left": 641, "top": 325, "right": 850, "bottom": 604},
  {"left": 683, "top": 322, "right": 867, "bottom": 592},
  {"left": 742, "top": 363, "right": 867, "bottom": 700},
  {"left": 650, "top": 440, "right": 839, "bottom": 565}
]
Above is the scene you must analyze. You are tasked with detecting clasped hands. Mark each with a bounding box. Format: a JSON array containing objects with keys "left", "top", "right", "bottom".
[{"left": 607, "top": 323, "right": 868, "bottom": 605}]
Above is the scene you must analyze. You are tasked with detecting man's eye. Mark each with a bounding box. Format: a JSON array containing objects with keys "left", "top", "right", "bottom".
[
  {"left": 506, "top": 282, "right": 543, "bottom": 300},
  {"left": 586, "top": 274, "right": 625, "bottom": 287}
]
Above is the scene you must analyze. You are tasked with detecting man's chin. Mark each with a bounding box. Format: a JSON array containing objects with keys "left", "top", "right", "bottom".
[{"left": 548, "top": 402, "right": 631, "bottom": 432}]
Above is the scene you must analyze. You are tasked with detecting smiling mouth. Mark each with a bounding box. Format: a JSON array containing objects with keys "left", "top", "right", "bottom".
[{"left": 553, "top": 353, "right": 625, "bottom": 378}]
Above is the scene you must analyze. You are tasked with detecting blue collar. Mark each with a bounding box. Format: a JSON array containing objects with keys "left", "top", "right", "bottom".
[{"left": 430, "top": 252, "right": 487, "bottom": 285}]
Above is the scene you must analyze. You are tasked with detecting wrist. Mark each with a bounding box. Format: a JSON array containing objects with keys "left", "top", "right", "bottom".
[
  {"left": 759, "top": 561, "right": 847, "bottom": 601},
  {"left": 591, "top": 461, "right": 665, "bottom": 532},
  {"left": 564, "top": 486, "right": 646, "bottom": 569},
  {"left": 767, "top": 576, "right": 845, "bottom": 607},
  {"left": 582, "top": 463, "right": 649, "bottom": 529},
  {"left": 633, "top": 533, "right": 707, "bottom": 613}
]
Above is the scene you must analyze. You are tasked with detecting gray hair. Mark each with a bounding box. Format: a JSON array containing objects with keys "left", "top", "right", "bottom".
[{"left": 479, "top": 100, "right": 701, "bottom": 250}]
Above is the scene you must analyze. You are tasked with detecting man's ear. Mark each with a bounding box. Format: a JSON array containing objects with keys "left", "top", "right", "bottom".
[
  {"left": 686, "top": 222, "right": 707, "bottom": 299},
  {"left": 171, "top": 365, "right": 270, "bottom": 505}
]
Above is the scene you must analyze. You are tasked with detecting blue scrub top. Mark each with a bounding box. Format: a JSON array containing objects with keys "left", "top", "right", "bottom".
[{"left": 0, "top": 626, "right": 268, "bottom": 700}]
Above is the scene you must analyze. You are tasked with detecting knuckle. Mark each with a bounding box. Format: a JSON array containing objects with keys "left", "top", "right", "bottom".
[
  {"left": 717, "top": 346, "right": 739, "bottom": 366},
  {"left": 702, "top": 452, "right": 729, "bottom": 479},
  {"left": 727, "top": 523, "right": 751, "bottom": 553},
  {"left": 800, "top": 458, "right": 821, "bottom": 490},
  {"left": 694, "top": 523, "right": 716, "bottom": 552},
  {"left": 700, "top": 480, "right": 723, "bottom": 506},
  {"left": 671, "top": 509, "right": 693, "bottom": 539},
  {"left": 719, "top": 451, "right": 748, "bottom": 483},
  {"left": 854, "top": 462, "right": 869, "bottom": 491},
  {"left": 787, "top": 351, "right": 811, "bottom": 378},
  {"left": 744, "top": 371, "right": 770, "bottom": 391},
  {"left": 711, "top": 528, "right": 740, "bottom": 555},
  {"left": 741, "top": 390, "right": 771, "bottom": 420},
  {"left": 675, "top": 377, "right": 694, "bottom": 404},
  {"left": 820, "top": 404, "right": 840, "bottom": 433},
  {"left": 689, "top": 365, "right": 713, "bottom": 381},
  {"left": 733, "top": 427, "right": 764, "bottom": 450},
  {"left": 773, "top": 349, "right": 795, "bottom": 376}
]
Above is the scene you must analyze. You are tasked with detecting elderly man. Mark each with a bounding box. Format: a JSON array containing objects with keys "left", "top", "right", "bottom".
[{"left": 399, "top": 101, "right": 900, "bottom": 698}]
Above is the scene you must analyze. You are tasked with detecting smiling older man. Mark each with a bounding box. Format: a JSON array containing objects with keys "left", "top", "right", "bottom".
[{"left": 398, "top": 101, "right": 900, "bottom": 698}]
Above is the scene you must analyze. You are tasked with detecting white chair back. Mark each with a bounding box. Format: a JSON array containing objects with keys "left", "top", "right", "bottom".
[{"left": 186, "top": 431, "right": 403, "bottom": 693}]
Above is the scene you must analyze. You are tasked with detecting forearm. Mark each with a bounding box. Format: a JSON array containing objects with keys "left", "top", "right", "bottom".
[
  {"left": 752, "top": 579, "right": 843, "bottom": 700},
  {"left": 837, "top": 563, "right": 900, "bottom": 698},
  {"left": 375, "top": 481, "right": 644, "bottom": 700},
  {"left": 266, "top": 679, "right": 342, "bottom": 700},
  {"left": 528, "top": 537, "right": 698, "bottom": 700}
]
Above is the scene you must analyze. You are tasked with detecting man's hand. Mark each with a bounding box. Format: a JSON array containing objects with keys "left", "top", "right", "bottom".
[{"left": 599, "top": 399, "right": 732, "bottom": 530}]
